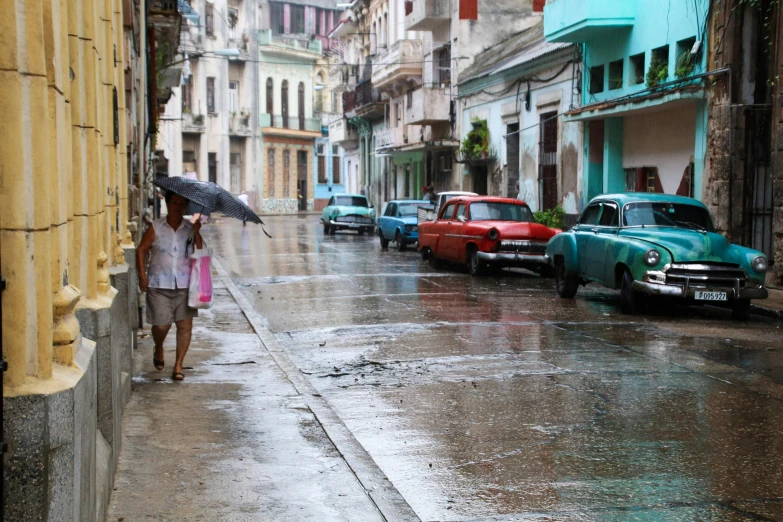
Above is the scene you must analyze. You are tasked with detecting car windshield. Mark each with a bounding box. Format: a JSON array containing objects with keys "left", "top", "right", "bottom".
[
  {"left": 334, "top": 196, "right": 368, "bottom": 207},
  {"left": 469, "top": 202, "right": 534, "bottom": 222},
  {"left": 622, "top": 202, "right": 714, "bottom": 231},
  {"left": 398, "top": 203, "right": 431, "bottom": 216}
]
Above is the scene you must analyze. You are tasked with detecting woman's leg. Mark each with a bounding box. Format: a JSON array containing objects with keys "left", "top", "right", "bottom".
[
  {"left": 151, "top": 325, "right": 171, "bottom": 368},
  {"left": 173, "top": 318, "right": 193, "bottom": 377}
]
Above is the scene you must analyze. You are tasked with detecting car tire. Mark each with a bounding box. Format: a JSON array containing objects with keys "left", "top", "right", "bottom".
[
  {"left": 428, "top": 253, "right": 441, "bottom": 269},
  {"left": 396, "top": 231, "right": 406, "bottom": 252},
  {"left": 732, "top": 298, "right": 751, "bottom": 320},
  {"left": 555, "top": 259, "right": 579, "bottom": 298},
  {"left": 379, "top": 233, "right": 389, "bottom": 249},
  {"left": 619, "top": 269, "right": 641, "bottom": 314},
  {"left": 323, "top": 221, "right": 329, "bottom": 234},
  {"left": 358, "top": 227, "right": 365, "bottom": 236},
  {"left": 329, "top": 225, "right": 336, "bottom": 236},
  {"left": 420, "top": 247, "right": 430, "bottom": 261},
  {"left": 468, "top": 248, "right": 485, "bottom": 277}
]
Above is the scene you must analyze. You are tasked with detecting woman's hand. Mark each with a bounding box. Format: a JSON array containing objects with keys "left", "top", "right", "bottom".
[
  {"left": 139, "top": 275, "right": 149, "bottom": 293},
  {"left": 192, "top": 219, "right": 203, "bottom": 248}
]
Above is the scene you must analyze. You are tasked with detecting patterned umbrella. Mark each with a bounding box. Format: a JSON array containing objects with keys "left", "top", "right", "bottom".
[{"left": 153, "top": 177, "right": 272, "bottom": 237}]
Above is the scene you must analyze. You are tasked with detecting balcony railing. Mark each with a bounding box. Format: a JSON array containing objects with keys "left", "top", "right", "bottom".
[
  {"left": 405, "top": 86, "right": 450, "bottom": 125},
  {"left": 356, "top": 81, "right": 382, "bottom": 107},
  {"left": 258, "top": 29, "right": 323, "bottom": 54},
  {"left": 372, "top": 40, "right": 423, "bottom": 90},
  {"left": 228, "top": 37, "right": 251, "bottom": 60},
  {"left": 259, "top": 113, "right": 321, "bottom": 132},
  {"left": 544, "top": 0, "right": 636, "bottom": 43},
  {"left": 228, "top": 115, "right": 252, "bottom": 135},
  {"left": 405, "top": 0, "right": 449, "bottom": 32},
  {"left": 328, "top": 117, "right": 359, "bottom": 146},
  {"left": 181, "top": 111, "right": 206, "bottom": 132},
  {"left": 329, "top": 63, "right": 359, "bottom": 92}
]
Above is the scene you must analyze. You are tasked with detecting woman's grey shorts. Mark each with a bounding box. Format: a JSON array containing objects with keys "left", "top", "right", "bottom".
[{"left": 146, "top": 288, "right": 198, "bottom": 326}]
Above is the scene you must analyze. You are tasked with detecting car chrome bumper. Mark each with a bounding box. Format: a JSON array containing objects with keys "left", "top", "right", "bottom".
[
  {"left": 631, "top": 280, "right": 768, "bottom": 300},
  {"left": 477, "top": 252, "right": 550, "bottom": 266},
  {"left": 329, "top": 220, "right": 375, "bottom": 228}
]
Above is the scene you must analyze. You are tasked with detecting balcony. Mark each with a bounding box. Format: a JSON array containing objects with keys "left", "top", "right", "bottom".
[
  {"left": 258, "top": 29, "right": 322, "bottom": 56},
  {"left": 227, "top": 37, "right": 251, "bottom": 60},
  {"left": 354, "top": 81, "right": 385, "bottom": 119},
  {"left": 259, "top": 113, "right": 322, "bottom": 137},
  {"left": 329, "top": 63, "right": 359, "bottom": 93},
  {"left": 181, "top": 111, "right": 206, "bottom": 133},
  {"left": 328, "top": 117, "right": 359, "bottom": 148},
  {"left": 544, "top": 0, "right": 636, "bottom": 43},
  {"left": 405, "top": 86, "right": 450, "bottom": 125},
  {"left": 343, "top": 90, "right": 356, "bottom": 113},
  {"left": 376, "top": 124, "right": 424, "bottom": 150},
  {"left": 405, "top": 0, "right": 449, "bottom": 32},
  {"left": 180, "top": 29, "right": 203, "bottom": 52},
  {"left": 372, "top": 40, "right": 423, "bottom": 92},
  {"left": 228, "top": 114, "right": 252, "bottom": 136}
]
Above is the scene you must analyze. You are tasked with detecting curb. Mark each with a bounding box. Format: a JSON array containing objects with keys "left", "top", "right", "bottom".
[
  {"left": 750, "top": 303, "right": 783, "bottom": 321},
  {"left": 212, "top": 258, "right": 420, "bottom": 522}
]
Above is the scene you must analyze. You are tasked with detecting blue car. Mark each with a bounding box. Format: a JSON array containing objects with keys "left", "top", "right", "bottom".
[{"left": 378, "top": 200, "right": 434, "bottom": 251}]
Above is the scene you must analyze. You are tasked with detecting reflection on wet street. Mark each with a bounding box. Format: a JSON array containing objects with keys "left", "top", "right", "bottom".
[{"left": 204, "top": 215, "right": 783, "bottom": 521}]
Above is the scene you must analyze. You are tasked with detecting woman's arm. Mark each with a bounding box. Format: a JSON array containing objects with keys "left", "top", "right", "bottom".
[
  {"left": 193, "top": 219, "right": 203, "bottom": 249},
  {"left": 136, "top": 225, "right": 155, "bottom": 292}
]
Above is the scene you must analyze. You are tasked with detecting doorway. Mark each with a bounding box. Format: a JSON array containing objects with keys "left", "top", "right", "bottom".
[
  {"left": 472, "top": 165, "right": 488, "bottom": 195},
  {"left": 208, "top": 153, "right": 217, "bottom": 183},
  {"left": 297, "top": 150, "right": 308, "bottom": 211},
  {"left": 538, "top": 112, "right": 558, "bottom": 210}
]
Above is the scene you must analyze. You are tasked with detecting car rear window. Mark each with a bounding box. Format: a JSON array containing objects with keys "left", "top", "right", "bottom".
[
  {"left": 335, "top": 196, "right": 369, "bottom": 207},
  {"left": 398, "top": 203, "right": 431, "bottom": 216},
  {"left": 469, "top": 203, "right": 534, "bottom": 222}
]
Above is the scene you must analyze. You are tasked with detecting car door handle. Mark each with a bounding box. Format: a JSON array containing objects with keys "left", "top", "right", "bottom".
[{"left": 592, "top": 227, "right": 599, "bottom": 233}]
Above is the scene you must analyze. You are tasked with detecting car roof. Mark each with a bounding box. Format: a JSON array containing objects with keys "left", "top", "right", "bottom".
[
  {"left": 333, "top": 193, "right": 367, "bottom": 198},
  {"left": 387, "top": 199, "right": 433, "bottom": 204},
  {"left": 445, "top": 196, "right": 530, "bottom": 205},
  {"left": 592, "top": 192, "right": 708, "bottom": 208},
  {"left": 439, "top": 191, "right": 478, "bottom": 196}
]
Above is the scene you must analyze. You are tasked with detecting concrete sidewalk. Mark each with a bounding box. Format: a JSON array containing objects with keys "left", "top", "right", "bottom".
[
  {"left": 752, "top": 287, "right": 783, "bottom": 321},
  {"left": 107, "top": 270, "right": 414, "bottom": 521}
]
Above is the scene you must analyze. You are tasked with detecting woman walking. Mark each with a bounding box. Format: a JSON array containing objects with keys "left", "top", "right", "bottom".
[{"left": 136, "top": 191, "right": 203, "bottom": 381}]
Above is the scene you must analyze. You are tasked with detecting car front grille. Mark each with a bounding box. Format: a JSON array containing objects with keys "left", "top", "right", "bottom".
[
  {"left": 335, "top": 215, "right": 374, "bottom": 224},
  {"left": 664, "top": 263, "right": 748, "bottom": 289},
  {"left": 498, "top": 240, "right": 548, "bottom": 254}
]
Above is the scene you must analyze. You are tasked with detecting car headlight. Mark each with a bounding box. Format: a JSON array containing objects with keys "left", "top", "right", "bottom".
[
  {"left": 752, "top": 255, "right": 768, "bottom": 272},
  {"left": 644, "top": 249, "right": 661, "bottom": 266},
  {"left": 405, "top": 225, "right": 416, "bottom": 232},
  {"left": 487, "top": 228, "right": 499, "bottom": 240},
  {"left": 331, "top": 208, "right": 340, "bottom": 216}
]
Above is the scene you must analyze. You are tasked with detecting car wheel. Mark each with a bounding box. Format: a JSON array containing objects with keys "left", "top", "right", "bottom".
[
  {"left": 428, "top": 253, "right": 441, "bottom": 269},
  {"left": 555, "top": 259, "right": 579, "bottom": 298},
  {"left": 420, "top": 247, "right": 430, "bottom": 261},
  {"left": 619, "top": 269, "right": 641, "bottom": 314},
  {"left": 329, "top": 225, "right": 336, "bottom": 236},
  {"left": 732, "top": 298, "right": 751, "bottom": 320},
  {"left": 396, "top": 231, "right": 407, "bottom": 252},
  {"left": 322, "top": 221, "right": 329, "bottom": 234},
  {"left": 468, "top": 248, "right": 485, "bottom": 277},
  {"left": 358, "top": 227, "right": 365, "bottom": 236},
  {"left": 379, "top": 233, "right": 389, "bottom": 249}
]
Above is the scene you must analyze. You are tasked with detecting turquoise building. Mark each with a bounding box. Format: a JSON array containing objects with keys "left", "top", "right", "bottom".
[{"left": 544, "top": 0, "right": 711, "bottom": 207}]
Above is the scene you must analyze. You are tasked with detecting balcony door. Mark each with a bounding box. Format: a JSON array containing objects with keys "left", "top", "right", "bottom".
[
  {"left": 297, "top": 150, "right": 308, "bottom": 211},
  {"left": 298, "top": 82, "right": 305, "bottom": 130},
  {"left": 281, "top": 80, "right": 289, "bottom": 128}
]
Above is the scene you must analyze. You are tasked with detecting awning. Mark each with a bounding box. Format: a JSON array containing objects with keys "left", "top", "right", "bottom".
[
  {"left": 178, "top": 0, "right": 200, "bottom": 25},
  {"left": 564, "top": 85, "right": 705, "bottom": 122}
]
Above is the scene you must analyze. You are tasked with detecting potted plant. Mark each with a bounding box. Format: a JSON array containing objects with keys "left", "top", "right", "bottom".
[
  {"left": 646, "top": 55, "right": 668, "bottom": 87},
  {"left": 193, "top": 114, "right": 204, "bottom": 125},
  {"left": 675, "top": 51, "right": 694, "bottom": 78},
  {"left": 461, "top": 119, "right": 489, "bottom": 160}
]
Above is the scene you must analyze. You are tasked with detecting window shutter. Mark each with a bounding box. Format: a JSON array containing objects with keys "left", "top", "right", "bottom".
[{"left": 459, "top": 0, "right": 477, "bottom": 20}]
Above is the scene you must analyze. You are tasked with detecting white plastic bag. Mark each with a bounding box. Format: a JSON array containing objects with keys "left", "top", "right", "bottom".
[{"left": 188, "top": 247, "right": 213, "bottom": 309}]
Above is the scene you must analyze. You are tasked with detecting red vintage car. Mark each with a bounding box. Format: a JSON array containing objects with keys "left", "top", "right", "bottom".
[{"left": 417, "top": 196, "right": 560, "bottom": 276}]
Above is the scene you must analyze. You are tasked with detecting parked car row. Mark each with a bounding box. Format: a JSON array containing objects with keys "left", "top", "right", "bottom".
[{"left": 321, "top": 192, "right": 770, "bottom": 318}]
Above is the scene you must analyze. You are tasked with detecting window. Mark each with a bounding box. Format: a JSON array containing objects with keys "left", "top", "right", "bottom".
[
  {"left": 630, "top": 53, "right": 645, "bottom": 85},
  {"left": 281, "top": 80, "right": 289, "bottom": 128},
  {"left": 183, "top": 150, "right": 196, "bottom": 163},
  {"left": 455, "top": 204, "right": 466, "bottom": 220},
  {"left": 227, "top": 7, "right": 238, "bottom": 39},
  {"left": 270, "top": 2, "right": 284, "bottom": 34},
  {"left": 298, "top": 82, "right": 305, "bottom": 130},
  {"left": 384, "top": 203, "right": 395, "bottom": 217},
  {"left": 205, "top": 3, "right": 214, "bottom": 36},
  {"left": 440, "top": 203, "right": 455, "bottom": 220},
  {"left": 609, "top": 60, "right": 623, "bottom": 90},
  {"left": 438, "top": 47, "right": 451, "bottom": 85},
  {"left": 650, "top": 45, "right": 670, "bottom": 85},
  {"left": 229, "top": 81, "right": 239, "bottom": 113},
  {"left": 468, "top": 202, "right": 534, "bottom": 222},
  {"left": 230, "top": 152, "right": 241, "bottom": 193},
  {"left": 181, "top": 83, "right": 192, "bottom": 113},
  {"left": 332, "top": 149, "right": 340, "bottom": 184},
  {"left": 316, "top": 8, "right": 323, "bottom": 35},
  {"left": 282, "top": 150, "right": 290, "bottom": 197},
  {"left": 675, "top": 37, "right": 697, "bottom": 78},
  {"left": 207, "top": 77, "right": 216, "bottom": 113},
  {"left": 318, "top": 150, "right": 327, "bottom": 184},
  {"left": 579, "top": 204, "right": 602, "bottom": 225},
  {"left": 266, "top": 149, "right": 275, "bottom": 197},
  {"left": 290, "top": 5, "right": 305, "bottom": 33},
  {"left": 407, "top": 89, "right": 413, "bottom": 109},
  {"left": 396, "top": 101, "right": 402, "bottom": 126},
  {"left": 589, "top": 65, "right": 604, "bottom": 94},
  {"left": 598, "top": 203, "right": 619, "bottom": 227},
  {"left": 266, "top": 78, "right": 274, "bottom": 114}
]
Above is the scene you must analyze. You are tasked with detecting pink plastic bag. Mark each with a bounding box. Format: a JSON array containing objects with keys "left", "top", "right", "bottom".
[{"left": 188, "top": 247, "right": 213, "bottom": 309}]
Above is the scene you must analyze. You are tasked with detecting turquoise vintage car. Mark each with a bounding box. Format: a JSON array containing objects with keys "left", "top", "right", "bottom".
[
  {"left": 547, "top": 193, "right": 769, "bottom": 319},
  {"left": 321, "top": 193, "right": 376, "bottom": 235},
  {"left": 378, "top": 200, "right": 433, "bottom": 251}
]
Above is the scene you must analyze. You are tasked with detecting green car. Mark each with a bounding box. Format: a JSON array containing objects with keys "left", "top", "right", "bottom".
[
  {"left": 321, "top": 193, "right": 376, "bottom": 235},
  {"left": 547, "top": 193, "right": 769, "bottom": 319}
]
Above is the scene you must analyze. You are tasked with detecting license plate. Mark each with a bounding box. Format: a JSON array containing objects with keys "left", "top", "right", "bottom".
[
  {"left": 348, "top": 223, "right": 360, "bottom": 228},
  {"left": 695, "top": 291, "right": 727, "bottom": 301}
]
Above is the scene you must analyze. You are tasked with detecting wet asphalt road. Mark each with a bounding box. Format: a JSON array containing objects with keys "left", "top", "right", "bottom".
[{"left": 204, "top": 215, "right": 783, "bottom": 521}]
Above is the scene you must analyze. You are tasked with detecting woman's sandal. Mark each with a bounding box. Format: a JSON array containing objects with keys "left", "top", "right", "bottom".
[
  {"left": 153, "top": 348, "right": 164, "bottom": 371},
  {"left": 171, "top": 371, "right": 185, "bottom": 381}
]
